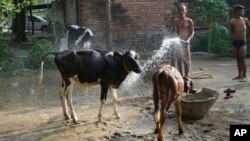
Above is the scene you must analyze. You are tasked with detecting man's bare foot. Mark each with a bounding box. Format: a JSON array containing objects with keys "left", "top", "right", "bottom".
[
  {"left": 232, "top": 76, "right": 242, "bottom": 80},
  {"left": 239, "top": 78, "right": 248, "bottom": 82}
]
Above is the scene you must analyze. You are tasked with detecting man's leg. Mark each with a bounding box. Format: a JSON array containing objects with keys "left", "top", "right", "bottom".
[
  {"left": 239, "top": 46, "right": 247, "bottom": 81},
  {"left": 232, "top": 47, "right": 242, "bottom": 80},
  {"left": 184, "top": 45, "right": 191, "bottom": 77}
]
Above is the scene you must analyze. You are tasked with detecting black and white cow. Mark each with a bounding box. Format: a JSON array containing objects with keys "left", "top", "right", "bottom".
[
  {"left": 39, "top": 49, "right": 141, "bottom": 123},
  {"left": 67, "top": 25, "right": 100, "bottom": 49}
]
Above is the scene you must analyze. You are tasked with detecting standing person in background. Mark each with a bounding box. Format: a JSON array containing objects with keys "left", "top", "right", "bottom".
[
  {"left": 173, "top": 3, "right": 194, "bottom": 77},
  {"left": 230, "top": 4, "right": 250, "bottom": 82}
]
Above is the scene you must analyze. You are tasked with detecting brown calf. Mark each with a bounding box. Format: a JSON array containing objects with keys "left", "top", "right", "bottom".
[{"left": 152, "top": 65, "right": 193, "bottom": 141}]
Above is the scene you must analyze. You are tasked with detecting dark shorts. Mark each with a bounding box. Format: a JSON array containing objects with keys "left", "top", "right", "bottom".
[{"left": 232, "top": 40, "right": 246, "bottom": 48}]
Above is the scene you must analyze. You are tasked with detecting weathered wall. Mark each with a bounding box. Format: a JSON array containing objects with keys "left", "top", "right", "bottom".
[
  {"left": 65, "top": 0, "right": 77, "bottom": 25},
  {"left": 78, "top": 0, "right": 176, "bottom": 51}
]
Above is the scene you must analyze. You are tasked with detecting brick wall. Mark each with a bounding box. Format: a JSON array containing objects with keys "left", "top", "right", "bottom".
[{"left": 78, "top": 0, "right": 176, "bottom": 52}]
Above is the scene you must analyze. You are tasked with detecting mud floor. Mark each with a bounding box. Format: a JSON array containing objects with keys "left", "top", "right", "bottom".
[{"left": 0, "top": 57, "right": 250, "bottom": 141}]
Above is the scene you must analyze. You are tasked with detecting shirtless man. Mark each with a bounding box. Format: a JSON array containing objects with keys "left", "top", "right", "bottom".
[
  {"left": 173, "top": 3, "right": 194, "bottom": 77},
  {"left": 230, "top": 4, "right": 250, "bottom": 82}
]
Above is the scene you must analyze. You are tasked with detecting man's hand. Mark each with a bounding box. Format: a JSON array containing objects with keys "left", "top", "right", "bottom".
[{"left": 185, "top": 40, "right": 190, "bottom": 47}]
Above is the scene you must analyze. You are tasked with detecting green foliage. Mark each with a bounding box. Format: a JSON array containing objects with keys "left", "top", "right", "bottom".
[
  {"left": 210, "top": 22, "right": 231, "bottom": 55},
  {"left": 191, "top": 32, "right": 232, "bottom": 56},
  {"left": 193, "top": 0, "right": 231, "bottom": 54},
  {"left": 26, "top": 38, "right": 55, "bottom": 69},
  {"left": 0, "top": 37, "right": 56, "bottom": 77},
  {"left": 0, "top": 0, "right": 15, "bottom": 24},
  {"left": 53, "top": 21, "right": 65, "bottom": 38},
  {"left": 0, "top": 36, "right": 31, "bottom": 77},
  {"left": 191, "top": 34, "right": 208, "bottom": 52},
  {"left": 194, "top": 0, "right": 230, "bottom": 23}
]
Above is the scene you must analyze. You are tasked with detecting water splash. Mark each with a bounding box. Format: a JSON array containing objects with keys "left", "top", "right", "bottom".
[
  {"left": 141, "top": 37, "right": 183, "bottom": 73},
  {"left": 120, "top": 72, "right": 140, "bottom": 91},
  {"left": 120, "top": 37, "right": 183, "bottom": 94},
  {"left": 57, "top": 34, "right": 68, "bottom": 51}
]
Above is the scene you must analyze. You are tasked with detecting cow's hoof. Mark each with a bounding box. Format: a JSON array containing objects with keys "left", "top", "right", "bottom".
[
  {"left": 154, "top": 128, "right": 159, "bottom": 134},
  {"left": 95, "top": 120, "right": 107, "bottom": 126},
  {"left": 73, "top": 120, "right": 81, "bottom": 124},
  {"left": 98, "top": 117, "right": 103, "bottom": 123},
  {"left": 114, "top": 113, "right": 121, "bottom": 119},
  {"left": 157, "top": 137, "right": 165, "bottom": 141},
  {"left": 179, "top": 129, "right": 184, "bottom": 134},
  {"left": 63, "top": 120, "right": 72, "bottom": 126},
  {"left": 64, "top": 115, "right": 70, "bottom": 120},
  {"left": 73, "top": 120, "right": 80, "bottom": 124}
]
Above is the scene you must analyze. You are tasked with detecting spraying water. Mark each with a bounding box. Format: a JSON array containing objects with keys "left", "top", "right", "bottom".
[
  {"left": 120, "top": 37, "right": 183, "bottom": 95},
  {"left": 57, "top": 33, "right": 69, "bottom": 51},
  {"left": 141, "top": 37, "right": 183, "bottom": 73}
]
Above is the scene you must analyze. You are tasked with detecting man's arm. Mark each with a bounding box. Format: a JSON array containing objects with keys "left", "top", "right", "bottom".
[
  {"left": 173, "top": 19, "right": 179, "bottom": 37},
  {"left": 186, "top": 19, "right": 194, "bottom": 43},
  {"left": 230, "top": 20, "right": 234, "bottom": 34},
  {"left": 244, "top": 18, "right": 250, "bottom": 29}
]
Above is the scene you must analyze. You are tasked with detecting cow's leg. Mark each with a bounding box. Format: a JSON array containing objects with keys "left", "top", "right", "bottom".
[
  {"left": 59, "top": 82, "right": 70, "bottom": 120},
  {"left": 158, "top": 99, "right": 167, "bottom": 141},
  {"left": 110, "top": 88, "right": 121, "bottom": 119},
  {"left": 66, "top": 79, "right": 78, "bottom": 124},
  {"left": 97, "top": 100, "right": 105, "bottom": 122},
  {"left": 158, "top": 97, "right": 174, "bottom": 141},
  {"left": 174, "top": 100, "right": 184, "bottom": 134},
  {"left": 153, "top": 77, "right": 160, "bottom": 134},
  {"left": 98, "top": 85, "right": 109, "bottom": 122}
]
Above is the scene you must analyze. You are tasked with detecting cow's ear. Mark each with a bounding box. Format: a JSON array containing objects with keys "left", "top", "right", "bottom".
[{"left": 113, "top": 52, "right": 122, "bottom": 60}]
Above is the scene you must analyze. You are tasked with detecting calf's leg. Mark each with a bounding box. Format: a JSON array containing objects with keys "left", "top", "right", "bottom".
[
  {"left": 158, "top": 100, "right": 167, "bottom": 141},
  {"left": 98, "top": 100, "right": 105, "bottom": 122},
  {"left": 158, "top": 97, "right": 175, "bottom": 141},
  {"left": 174, "top": 100, "right": 184, "bottom": 134},
  {"left": 59, "top": 84, "right": 70, "bottom": 120},
  {"left": 153, "top": 77, "right": 160, "bottom": 133},
  {"left": 110, "top": 88, "right": 121, "bottom": 119},
  {"left": 98, "top": 85, "right": 109, "bottom": 122},
  {"left": 66, "top": 79, "right": 78, "bottom": 124}
]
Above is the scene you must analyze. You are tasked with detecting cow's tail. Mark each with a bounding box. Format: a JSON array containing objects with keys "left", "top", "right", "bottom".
[
  {"left": 39, "top": 52, "right": 57, "bottom": 86},
  {"left": 158, "top": 70, "right": 178, "bottom": 97}
]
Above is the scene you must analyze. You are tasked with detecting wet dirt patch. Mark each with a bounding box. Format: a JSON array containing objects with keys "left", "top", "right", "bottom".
[{"left": 1, "top": 58, "right": 250, "bottom": 141}]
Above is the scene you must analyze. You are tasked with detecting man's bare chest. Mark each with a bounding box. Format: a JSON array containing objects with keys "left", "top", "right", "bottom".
[{"left": 177, "top": 20, "right": 190, "bottom": 28}]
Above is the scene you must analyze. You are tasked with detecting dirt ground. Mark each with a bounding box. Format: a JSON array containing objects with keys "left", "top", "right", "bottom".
[{"left": 0, "top": 56, "right": 250, "bottom": 141}]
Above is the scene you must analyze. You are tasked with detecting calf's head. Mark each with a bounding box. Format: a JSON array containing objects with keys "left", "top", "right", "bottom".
[
  {"left": 78, "top": 28, "right": 95, "bottom": 48},
  {"left": 114, "top": 50, "right": 141, "bottom": 73},
  {"left": 183, "top": 77, "right": 197, "bottom": 94}
]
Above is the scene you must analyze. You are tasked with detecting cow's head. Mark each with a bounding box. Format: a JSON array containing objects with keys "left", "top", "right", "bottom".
[
  {"left": 114, "top": 50, "right": 141, "bottom": 73},
  {"left": 183, "top": 77, "right": 197, "bottom": 94},
  {"left": 78, "top": 28, "right": 96, "bottom": 48},
  {"left": 67, "top": 25, "right": 97, "bottom": 49}
]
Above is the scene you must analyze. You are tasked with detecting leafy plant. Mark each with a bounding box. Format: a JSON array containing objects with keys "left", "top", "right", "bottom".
[
  {"left": 26, "top": 38, "right": 55, "bottom": 69},
  {"left": 193, "top": 0, "right": 230, "bottom": 54},
  {"left": 0, "top": 0, "right": 16, "bottom": 21}
]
